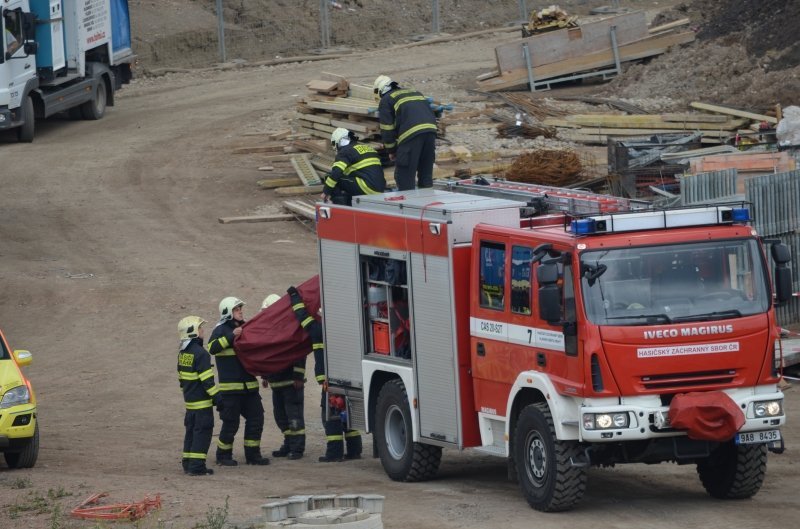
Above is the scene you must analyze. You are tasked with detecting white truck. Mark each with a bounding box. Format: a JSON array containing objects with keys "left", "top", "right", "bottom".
[{"left": 1, "top": 0, "right": 134, "bottom": 142}]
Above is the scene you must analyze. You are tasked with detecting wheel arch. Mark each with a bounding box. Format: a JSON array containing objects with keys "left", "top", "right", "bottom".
[
  {"left": 364, "top": 365, "right": 416, "bottom": 438},
  {"left": 85, "top": 62, "right": 115, "bottom": 107},
  {"left": 506, "top": 372, "right": 581, "bottom": 451}
]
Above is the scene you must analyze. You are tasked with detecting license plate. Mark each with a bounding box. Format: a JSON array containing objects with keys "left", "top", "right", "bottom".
[{"left": 736, "top": 430, "right": 781, "bottom": 445}]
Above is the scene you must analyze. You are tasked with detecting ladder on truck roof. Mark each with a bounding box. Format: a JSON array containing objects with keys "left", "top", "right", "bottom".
[{"left": 433, "top": 176, "right": 650, "bottom": 215}]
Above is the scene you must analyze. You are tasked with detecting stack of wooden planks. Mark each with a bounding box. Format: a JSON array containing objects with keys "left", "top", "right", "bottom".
[
  {"left": 476, "top": 11, "right": 694, "bottom": 92},
  {"left": 546, "top": 113, "right": 747, "bottom": 145},
  {"left": 296, "top": 72, "right": 382, "bottom": 142}
]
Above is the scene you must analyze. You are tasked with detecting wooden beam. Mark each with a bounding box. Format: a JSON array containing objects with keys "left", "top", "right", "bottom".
[
  {"left": 275, "top": 184, "right": 324, "bottom": 196},
  {"left": 257, "top": 177, "right": 302, "bottom": 189},
  {"left": 218, "top": 213, "right": 296, "bottom": 224},
  {"left": 232, "top": 145, "right": 286, "bottom": 154},
  {"left": 283, "top": 200, "right": 317, "bottom": 221},
  {"left": 648, "top": 18, "right": 690, "bottom": 34},
  {"left": 689, "top": 102, "right": 778, "bottom": 124},
  {"left": 557, "top": 114, "right": 747, "bottom": 130}
]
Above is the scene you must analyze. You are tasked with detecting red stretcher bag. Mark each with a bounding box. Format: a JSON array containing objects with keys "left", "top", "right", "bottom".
[
  {"left": 234, "top": 275, "right": 321, "bottom": 376},
  {"left": 668, "top": 391, "right": 745, "bottom": 442}
]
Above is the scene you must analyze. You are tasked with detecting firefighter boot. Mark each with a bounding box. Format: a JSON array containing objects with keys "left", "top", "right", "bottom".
[
  {"left": 215, "top": 450, "right": 238, "bottom": 467},
  {"left": 245, "top": 447, "right": 270, "bottom": 465},
  {"left": 345, "top": 432, "right": 363, "bottom": 460},
  {"left": 271, "top": 444, "right": 290, "bottom": 458},
  {"left": 188, "top": 466, "right": 215, "bottom": 476},
  {"left": 182, "top": 459, "right": 190, "bottom": 474}
]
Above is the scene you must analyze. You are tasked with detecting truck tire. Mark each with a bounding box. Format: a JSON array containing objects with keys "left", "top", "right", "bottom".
[
  {"left": 16, "top": 95, "right": 35, "bottom": 143},
  {"left": 80, "top": 79, "right": 107, "bottom": 120},
  {"left": 4, "top": 424, "right": 39, "bottom": 469},
  {"left": 374, "top": 379, "right": 441, "bottom": 482},
  {"left": 696, "top": 440, "right": 766, "bottom": 499},
  {"left": 513, "top": 403, "right": 586, "bottom": 512}
]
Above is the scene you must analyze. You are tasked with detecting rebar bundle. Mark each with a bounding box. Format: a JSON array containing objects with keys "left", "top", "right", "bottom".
[{"left": 504, "top": 149, "right": 583, "bottom": 186}]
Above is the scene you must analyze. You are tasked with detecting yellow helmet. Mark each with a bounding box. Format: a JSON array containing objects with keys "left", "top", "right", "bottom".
[
  {"left": 219, "top": 296, "right": 245, "bottom": 320},
  {"left": 261, "top": 294, "right": 281, "bottom": 309},
  {"left": 178, "top": 316, "right": 206, "bottom": 341},
  {"left": 373, "top": 75, "right": 393, "bottom": 96}
]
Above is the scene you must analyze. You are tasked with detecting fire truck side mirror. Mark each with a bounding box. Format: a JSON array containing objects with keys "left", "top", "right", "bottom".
[
  {"left": 771, "top": 243, "right": 793, "bottom": 305},
  {"left": 537, "top": 263, "right": 562, "bottom": 324}
]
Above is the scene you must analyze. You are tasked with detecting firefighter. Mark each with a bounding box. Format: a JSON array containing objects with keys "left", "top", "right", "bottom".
[
  {"left": 374, "top": 75, "right": 438, "bottom": 191},
  {"left": 177, "top": 316, "right": 218, "bottom": 476},
  {"left": 287, "top": 286, "right": 362, "bottom": 462},
  {"left": 261, "top": 294, "right": 307, "bottom": 460},
  {"left": 323, "top": 128, "right": 386, "bottom": 206},
  {"left": 207, "top": 297, "right": 270, "bottom": 466}
]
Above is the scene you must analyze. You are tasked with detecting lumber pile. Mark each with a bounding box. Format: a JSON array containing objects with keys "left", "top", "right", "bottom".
[
  {"left": 522, "top": 5, "right": 578, "bottom": 37},
  {"left": 477, "top": 11, "right": 694, "bottom": 92},
  {"left": 295, "top": 72, "right": 452, "bottom": 142}
]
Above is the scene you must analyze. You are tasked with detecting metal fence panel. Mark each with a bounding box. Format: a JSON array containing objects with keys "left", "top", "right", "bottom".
[
  {"left": 746, "top": 170, "right": 800, "bottom": 238},
  {"left": 679, "top": 169, "right": 738, "bottom": 205}
]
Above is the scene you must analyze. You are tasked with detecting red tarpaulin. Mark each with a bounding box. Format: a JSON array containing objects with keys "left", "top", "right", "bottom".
[
  {"left": 668, "top": 391, "right": 745, "bottom": 442},
  {"left": 234, "top": 275, "right": 321, "bottom": 376}
]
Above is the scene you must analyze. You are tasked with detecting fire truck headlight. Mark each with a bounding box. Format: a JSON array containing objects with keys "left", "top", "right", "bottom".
[
  {"left": 583, "top": 412, "right": 630, "bottom": 430},
  {"left": 754, "top": 400, "right": 783, "bottom": 418}
]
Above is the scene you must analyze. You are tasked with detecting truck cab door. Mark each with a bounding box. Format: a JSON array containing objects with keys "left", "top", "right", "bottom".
[
  {"left": 2, "top": 7, "right": 34, "bottom": 110},
  {"left": 533, "top": 253, "right": 584, "bottom": 393}
]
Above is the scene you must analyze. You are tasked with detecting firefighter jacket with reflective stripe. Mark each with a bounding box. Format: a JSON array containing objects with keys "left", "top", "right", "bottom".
[
  {"left": 178, "top": 338, "right": 219, "bottom": 409},
  {"left": 265, "top": 357, "right": 306, "bottom": 388},
  {"left": 324, "top": 143, "right": 386, "bottom": 197},
  {"left": 208, "top": 319, "right": 259, "bottom": 393},
  {"left": 289, "top": 289, "right": 326, "bottom": 385},
  {"left": 378, "top": 87, "right": 438, "bottom": 153}
]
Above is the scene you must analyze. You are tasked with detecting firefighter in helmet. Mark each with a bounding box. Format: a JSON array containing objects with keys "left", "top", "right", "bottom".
[
  {"left": 207, "top": 297, "right": 270, "bottom": 466},
  {"left": 323, "top": 127, "right": 386, "bottom": 206},
  {"left": 374, "top": 74, "right": 438, "bottom": 191},
  {"left": 177, "top": 316, "right": 218, "bottom": 476},
  {"left": 287, "top": 285, "right": 362, "bottom": 462},
  {"left": 260, "top": 293, "right": 307, "bottom": 460}
]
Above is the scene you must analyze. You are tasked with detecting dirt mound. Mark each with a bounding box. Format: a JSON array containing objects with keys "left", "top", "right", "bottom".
[{"left": 604, "top": 0, "right": 800, "bottom": 108}]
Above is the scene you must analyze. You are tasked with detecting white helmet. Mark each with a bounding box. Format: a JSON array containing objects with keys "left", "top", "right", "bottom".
[
  {"left": 261, "top": 294, "right": 281, "bottom": 309},
  {"left": 219, "top": 296, "right": 245, "bottom": 321},
  {"left": 178, "top": 316, "right": 206, "bottom": 341},
  {"left": 330, "top": 127, "right": 350, "bottom": 148},
  {"left": 373, "top": 75, "right": 393, "bottom": 96}
]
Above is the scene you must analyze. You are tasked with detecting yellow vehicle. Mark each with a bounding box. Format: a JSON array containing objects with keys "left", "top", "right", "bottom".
[{"left": 0, "top": 329, "right": 38, "bottom": 468}]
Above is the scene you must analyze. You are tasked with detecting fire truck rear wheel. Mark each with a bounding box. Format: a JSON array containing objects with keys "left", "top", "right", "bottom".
[
  {"left": 513, "top": 403, "right": 587, "bottom": 512},
  {"left": 696, "top": 440, "right": 766, "bottom": 499},
  {"left": 375, "top": 379, "right": 441, "bottom": 482}
]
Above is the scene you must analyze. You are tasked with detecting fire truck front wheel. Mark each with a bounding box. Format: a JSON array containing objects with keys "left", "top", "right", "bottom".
[
  {"left": 375, "top": 379, "right": 441, "bottom": 482},
  {"left": 696, "top": 440, "right": 767, "bottom": 499},
  {"left": 513, "top": 403, "right": 587, "bottom": 512}
]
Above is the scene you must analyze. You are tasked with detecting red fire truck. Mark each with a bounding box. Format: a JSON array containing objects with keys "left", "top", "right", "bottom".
[{"left": 315, "top": 177, "right": 793, "bottom": 511}]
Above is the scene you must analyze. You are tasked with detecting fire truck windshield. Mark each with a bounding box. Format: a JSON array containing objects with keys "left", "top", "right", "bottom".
[{"left": 580, "top": 239, "right": 771, "bottom": 326}]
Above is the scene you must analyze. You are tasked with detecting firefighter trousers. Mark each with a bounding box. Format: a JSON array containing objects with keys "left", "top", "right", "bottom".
[
  {"left": 320, "top": 393, "right": 362, "bottom": 459},
  {"left": 216, "top": 392, "right": 265, "bottom": 462},
  {"left": 272, "top": 385, "right": 305, "bottom": 455},
  {"left": 183, "top": 408, "right": 213, "bottom": 473},
  {"left": 394, "top": 132, "right": 436, "bottom": 191}
]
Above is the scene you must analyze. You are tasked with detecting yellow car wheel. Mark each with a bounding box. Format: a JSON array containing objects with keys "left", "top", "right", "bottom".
[{"left": 4, "top": 424, "right": 39, "bottom": 469}]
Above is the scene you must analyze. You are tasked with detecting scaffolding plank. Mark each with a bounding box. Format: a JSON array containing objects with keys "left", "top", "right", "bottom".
[{"left": 290, "top": 154, "right": 322, "bottom": 186}]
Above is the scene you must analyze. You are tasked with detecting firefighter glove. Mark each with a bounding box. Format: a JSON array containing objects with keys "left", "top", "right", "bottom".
[{"left": 287, "top": 286, "right": 299, "bottom": 297}]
